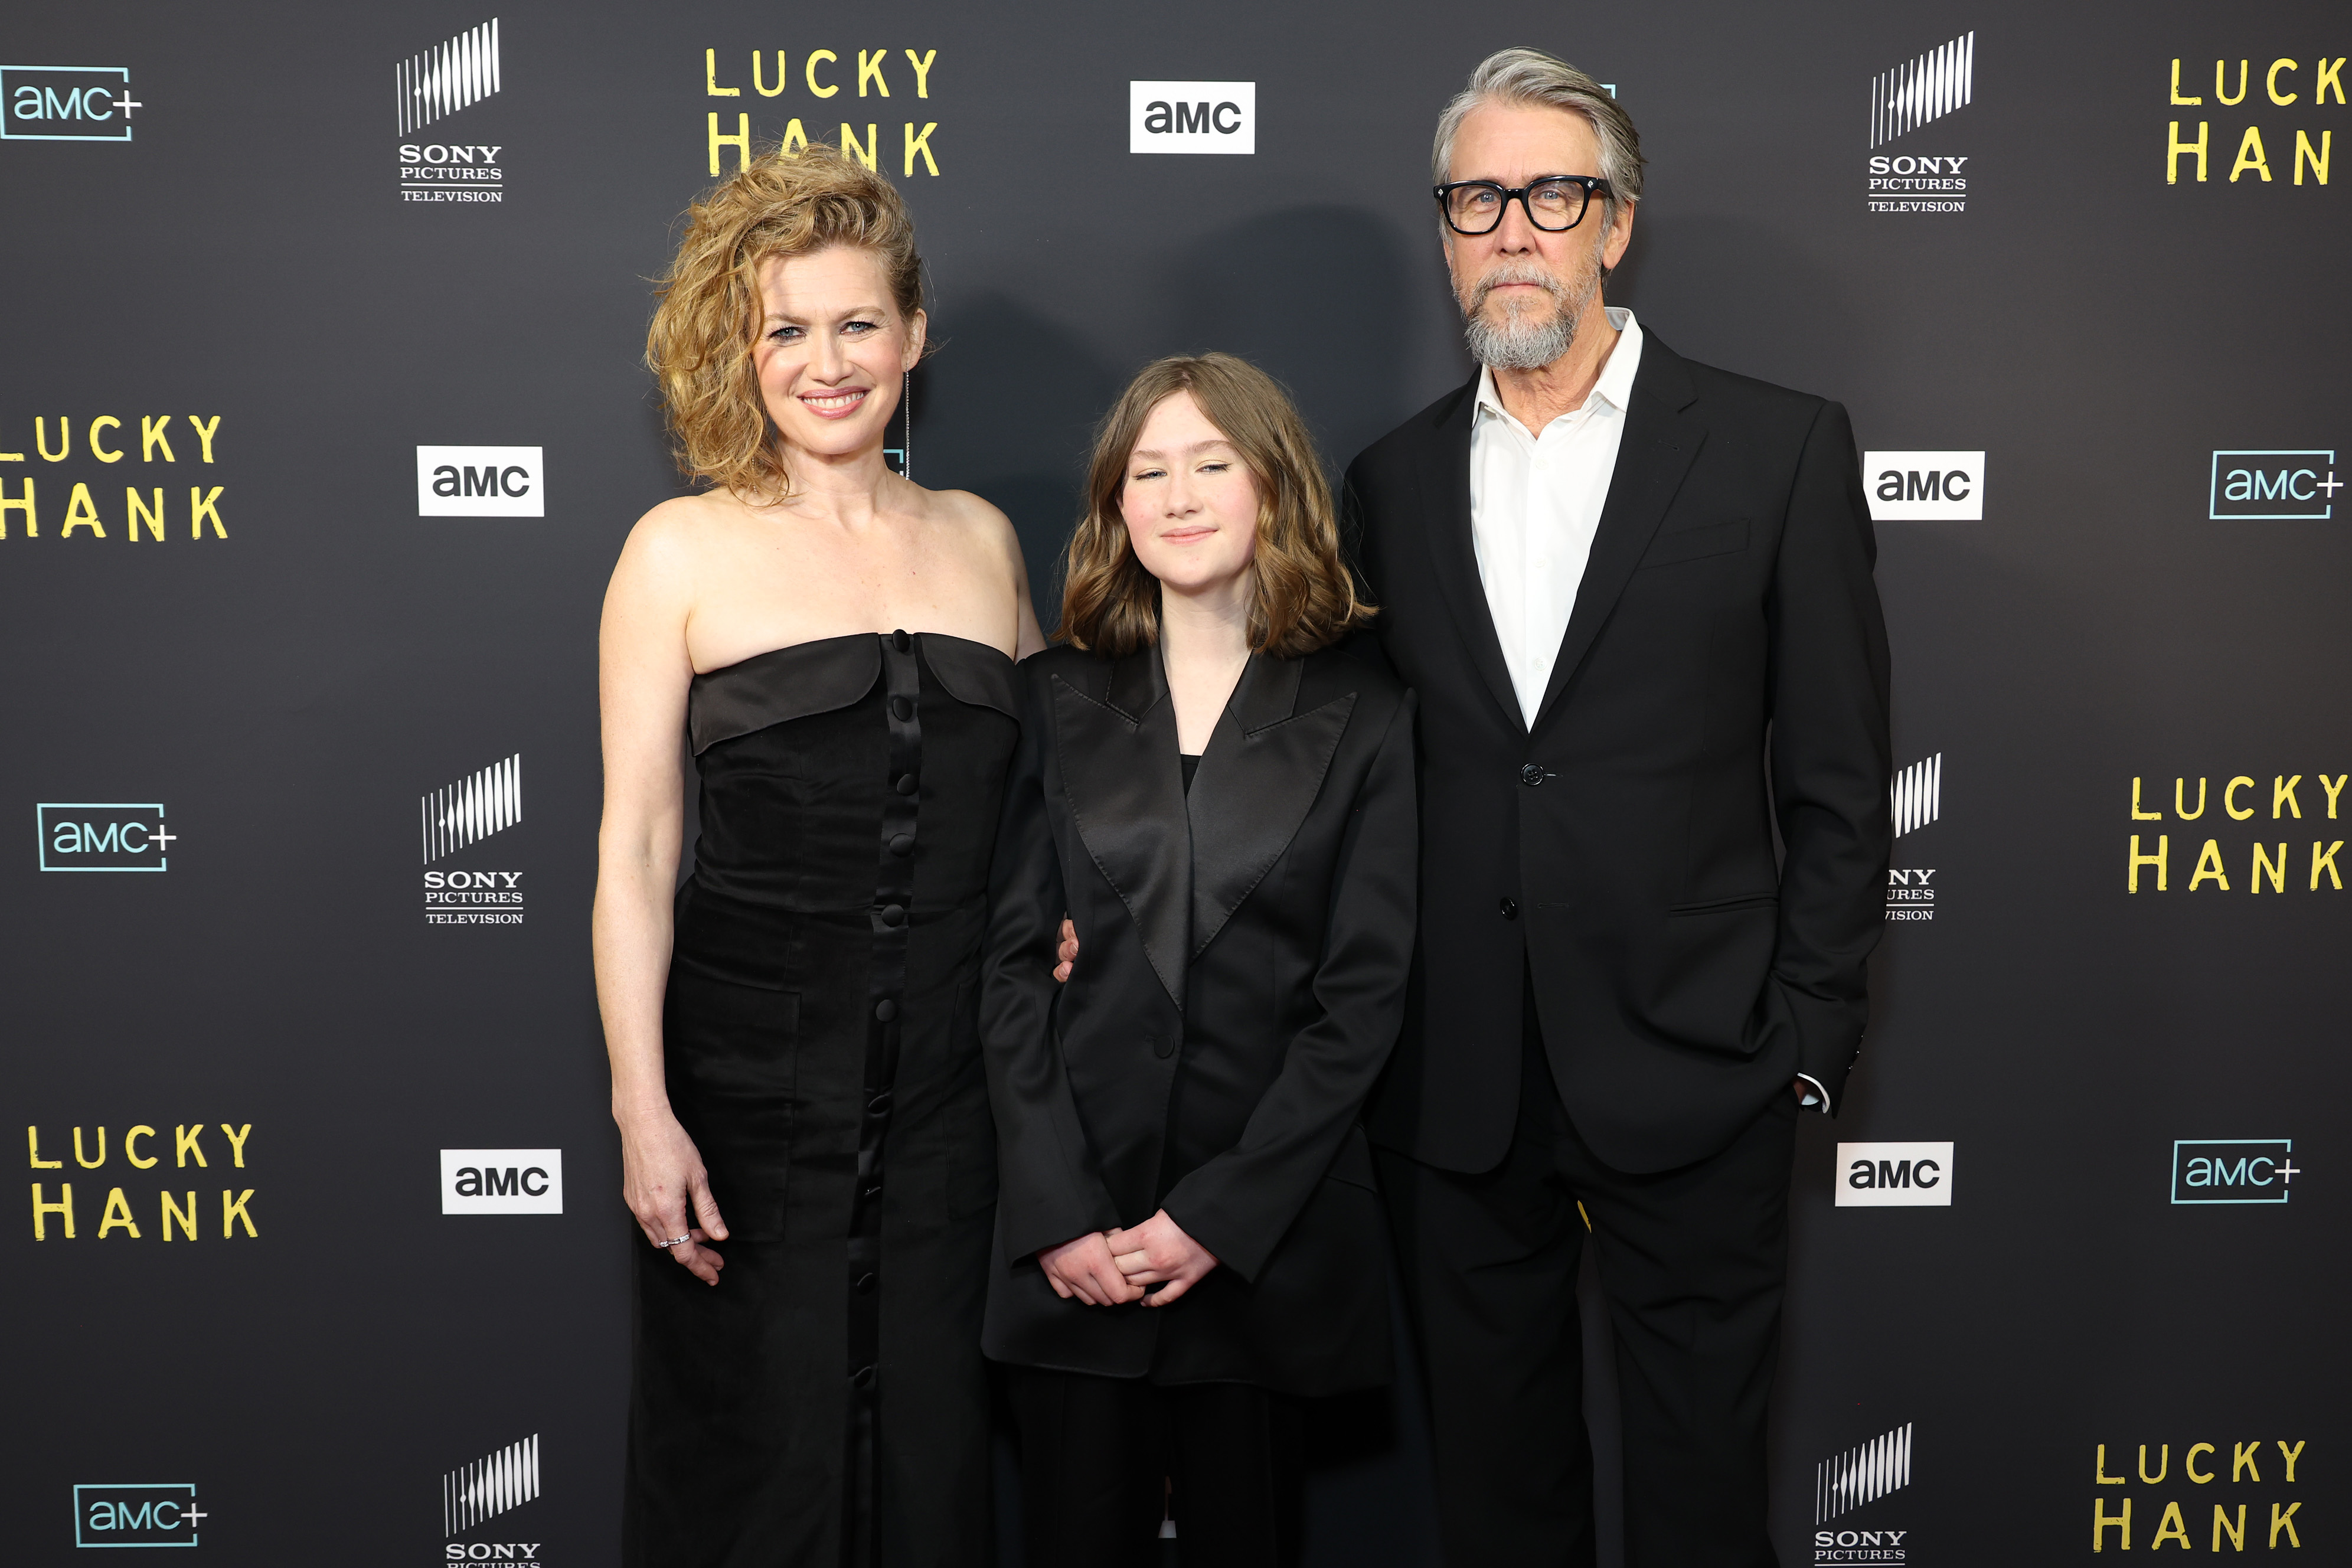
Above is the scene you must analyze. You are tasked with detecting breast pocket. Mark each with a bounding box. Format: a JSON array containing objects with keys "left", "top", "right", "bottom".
[{"left": 1636, "top": 520, "right": 1749, "bottom": 570}]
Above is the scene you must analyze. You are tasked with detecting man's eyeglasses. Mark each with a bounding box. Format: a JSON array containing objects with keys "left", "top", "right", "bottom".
[{"left": 1433, "top": 177, "right": 1611, "bottom": 236}]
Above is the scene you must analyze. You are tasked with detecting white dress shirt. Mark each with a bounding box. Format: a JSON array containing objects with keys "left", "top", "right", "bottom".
[{"left": 1469, "top": 305, "right": 1644, "bottom": 729}]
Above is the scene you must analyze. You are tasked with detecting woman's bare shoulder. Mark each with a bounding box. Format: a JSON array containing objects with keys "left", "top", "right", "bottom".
[{"left": 918, "top": 484, "right": 1023, "bottom": 560}]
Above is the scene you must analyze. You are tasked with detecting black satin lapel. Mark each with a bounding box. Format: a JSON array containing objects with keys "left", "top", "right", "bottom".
[
  {"left": 919, "top": 633, "right": 1020, "bottom": 720},
  {"left": 1529, "top": 407, "right": 1706, "bottom": 731},
  {"left": 1188, "top": 655, "right": 1356, "bottom": 956},
  {"left": 688, "top": 635, "right": 881, "bottom": 754},
  {"left": 1416, "top": 387, "right": 1525, "bottom": 733},
  {"left": 1053, "top": 660, "right": 1193, "bottom": 1008}
]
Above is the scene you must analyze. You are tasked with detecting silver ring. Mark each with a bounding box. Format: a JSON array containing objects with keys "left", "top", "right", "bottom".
[{"left": 655, "top": 1234, "right": 691, "bottom": 1249}]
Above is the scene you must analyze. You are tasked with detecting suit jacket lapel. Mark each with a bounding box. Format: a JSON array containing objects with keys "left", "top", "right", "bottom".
[
  {"left": 1415, "top": 381, "right": 1525, "bottom": 733},
  {"left": 1053, "top": 650, "right": 1193, "bottom": 1009},
  {"left": 1187, "top": 655, "right": 1357, "bottom": 956},
  {"left": 1529, "top": 334, "right": 1705, "bottom": 731}
]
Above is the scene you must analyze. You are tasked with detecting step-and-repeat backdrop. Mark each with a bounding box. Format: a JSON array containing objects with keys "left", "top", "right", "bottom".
[{"left": 4, "top": 2, "right": 2342, "bottom": 1563}]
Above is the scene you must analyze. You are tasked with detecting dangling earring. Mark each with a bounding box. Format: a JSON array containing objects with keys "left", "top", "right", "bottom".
[{"left": 900, "top": 371, "right": 913, "bottom": 480}]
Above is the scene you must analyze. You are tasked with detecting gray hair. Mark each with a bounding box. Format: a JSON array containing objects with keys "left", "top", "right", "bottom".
[{"left": 1432, "top": 48, "right": 1645, "bottom": 227}]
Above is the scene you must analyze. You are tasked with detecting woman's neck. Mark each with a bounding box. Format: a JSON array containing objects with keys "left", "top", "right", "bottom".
[
  {"left": 1159, "top": 576, "right": 1253, "bottom": 754},
  {"left": 770, "top": 439, "right": 896, "bottom": 522}
]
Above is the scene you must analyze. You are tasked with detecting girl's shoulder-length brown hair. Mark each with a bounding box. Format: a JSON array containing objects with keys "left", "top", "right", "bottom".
[
  {"left": 644, "top": 141, "right": 924, "bottom": 503},
  {"left": 1060, "top": 353, "right": 1375, "bottom": 660}
]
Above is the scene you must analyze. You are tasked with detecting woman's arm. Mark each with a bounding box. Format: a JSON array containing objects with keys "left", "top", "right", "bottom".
[
  {"left": 593, "top": 503, "right": 727, "bottom": 1285},
  {"left": 1154, "top": 691, "right": 1422, "bottom": 1283}
]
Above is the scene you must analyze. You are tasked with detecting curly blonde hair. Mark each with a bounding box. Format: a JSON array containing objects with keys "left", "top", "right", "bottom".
[
  {"left": 1061, "top": 354, "right": 1376, "bottom": 659},
  {"left": 645, "top": 142, "right": 925, "bottom": 501}
]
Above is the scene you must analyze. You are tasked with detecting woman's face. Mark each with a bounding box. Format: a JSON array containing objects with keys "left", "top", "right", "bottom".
[
  {"left": 752, "top": 244, "right": 924, "bottom": 461},
  {"left": 1118, "top": 390, "right": 1259, "bottom": 600}
]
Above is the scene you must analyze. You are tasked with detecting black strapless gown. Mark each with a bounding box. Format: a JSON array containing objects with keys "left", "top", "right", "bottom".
[{"left": 624, "top": 631, "right": 1020, "bottom": 1568}]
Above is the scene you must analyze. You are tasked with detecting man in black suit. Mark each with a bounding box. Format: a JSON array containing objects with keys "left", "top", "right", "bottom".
[{"left": 1347, "top": 47, "right": 1892, "bottom": 1567}]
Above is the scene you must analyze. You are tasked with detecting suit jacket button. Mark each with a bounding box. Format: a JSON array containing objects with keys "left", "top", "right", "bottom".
[
  {"left": 1520, "top": 763, "right": 1544, "bottom": 786},
  {"left": 889, "top": 832, "right": 915, "bottom": 857},
  {"left": 891, "top": 696, "right": 914, "bottom": 721},
  {"left": 895, "top": 773, "right": 919, "bottom": 795},
  {"left": 1499, "top": 897, "right": 1519, "bottom": 920},
  {"left": 1151, "top": 1035, "right": 1176, "bottom": 1059}
]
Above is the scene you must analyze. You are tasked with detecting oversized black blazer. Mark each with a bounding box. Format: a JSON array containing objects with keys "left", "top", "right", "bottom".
[
  {"left": 1347, "top": 328, "right": 1892, "bottom": 1176},
  {"left": 978, "top": 641, "right": 1417, "bottom": 1396}
]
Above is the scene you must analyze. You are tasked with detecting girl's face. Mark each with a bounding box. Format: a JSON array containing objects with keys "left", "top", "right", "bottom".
[
  {"left": 1118, "top": 390, "right": 1259, "bottom": 599},
  {"left": 752, "top": 244, "right": 924, "bottom": 459}
]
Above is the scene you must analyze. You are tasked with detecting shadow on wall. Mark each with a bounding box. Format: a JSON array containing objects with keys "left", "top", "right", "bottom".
[
  {"left": 1161, "top": 204, "right": 1427, "bottom": 481},
  {"left": 915, "top": 292, "right": 1124, "bottom": 628}
]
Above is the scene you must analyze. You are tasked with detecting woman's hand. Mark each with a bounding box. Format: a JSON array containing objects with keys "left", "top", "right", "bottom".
[
  {"left": 1038, "top": 1231, "right": 1145, "bottom": 1306},
  {"left": 620, "top": 1107, "right": 729, "bottom": 1286},
  {"left": 1106, "top": 1210, "right": 1220, "bottom": 1306}
]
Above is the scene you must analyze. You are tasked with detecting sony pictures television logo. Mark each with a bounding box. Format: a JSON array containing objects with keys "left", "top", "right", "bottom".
[
  {"left": 418, "top": 447, "right": 544, "bottom": 517},
  {"left": 2, "top": 65, "right": 141, "bottom": 142},
  {"left": 1814, "top": 1423, "right": 1912, "bottom": 1562},
  {"left": 1866, "top": 31, "right": 1975, "bottom": 214},
  {"left": 1836, "top": 1142, "right": 1953, "bottom": 1206},
  {"left": 74, "top": 1482, "right": 205, "bottom": 1546},
  {"left": 38, "top": 803, "right": 173, "bottom": 871},
  {"left": 422, "top": 753, "right": 524, "bottom": 925},
  {"left": 1886, "top": 753, "right": 1941, "bottom": 923},
  {"left": 397, "top": 19, "right": 507, "bottom": 203},
  {"left": 2171, "top": 1139, "right": 2295, "bottom": 1204},
  {"left": 2209, "top": 450, "right": 2337, "bottom": 520},
  {"left": 442, "top": 1149, "right": 563, "bottom": 1214},
  {"left": 1130, "top": 82, "right": 1255, "bottom": 153}
]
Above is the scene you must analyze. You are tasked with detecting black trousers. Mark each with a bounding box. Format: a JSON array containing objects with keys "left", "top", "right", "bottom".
[
  {"left": 1378, "top": 1013, "right": 1798, "bottom": 1568},
  {"left": 1005, "top": 1367, "right": 1304, "bottom": 1568}
]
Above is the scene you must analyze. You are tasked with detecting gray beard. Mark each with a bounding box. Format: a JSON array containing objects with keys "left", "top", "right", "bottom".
[{"left": 1460, "top": 256, "right": 1604, "bottom": 372}]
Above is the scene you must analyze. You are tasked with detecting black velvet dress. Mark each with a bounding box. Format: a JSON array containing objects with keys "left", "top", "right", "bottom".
[{"left": 625, "top": 631, "right": 1019, "bottom": 1568}]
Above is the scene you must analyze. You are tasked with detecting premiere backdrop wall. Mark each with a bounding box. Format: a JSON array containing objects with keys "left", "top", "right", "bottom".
[{"left": 2, "top": 2, "right": 2343, "bottom": 1564}]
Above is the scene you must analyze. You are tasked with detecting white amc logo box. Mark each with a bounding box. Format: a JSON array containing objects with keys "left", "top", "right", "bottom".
[
  {"left": 442, "top": 1149, "right": 563, "bottom": 1214},
  {"left": 1836, "top": 1141, "right": 1953, "bottom": 1206},
  {"left": 1863, "top": 450, "right": 1983, "bottom": 521},
  {"left": 1131, "top": 81, "right": 1255, "bottom": 154},
  {"left": 417, "top": 445, "right": 544, "bottom": 517}
]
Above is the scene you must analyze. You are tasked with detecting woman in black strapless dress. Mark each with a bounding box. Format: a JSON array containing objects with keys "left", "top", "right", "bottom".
[{"left": 596, "top": 144, "right": 1045, "bottom": 1566}]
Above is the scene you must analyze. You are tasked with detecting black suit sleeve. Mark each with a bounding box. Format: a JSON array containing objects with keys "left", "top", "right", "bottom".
[
  {"left": 1161, "top": 692, "right": 1419, "bottom": 1282},
  {"left": 980, "top": 669, "right": 1122, "bottom": 1266},
  {"left": 1762, "top": 400, "right": 1893, "bottom": 1109}
]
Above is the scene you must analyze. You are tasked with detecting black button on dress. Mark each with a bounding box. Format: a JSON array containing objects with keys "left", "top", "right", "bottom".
[{"left": 624, "top": 632, "right": 1018, "bottom": 1568}]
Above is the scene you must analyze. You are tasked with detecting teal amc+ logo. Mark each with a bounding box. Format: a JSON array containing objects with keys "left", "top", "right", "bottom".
[
  {"left": 74, "top": 1482, "right": 204, "bottom": 1546},
  {"left": 38, "top": 803, "right": 172, "bottom": 871},
  {"left": 3, "top": 66, "right": 139, "bottom": 141}
]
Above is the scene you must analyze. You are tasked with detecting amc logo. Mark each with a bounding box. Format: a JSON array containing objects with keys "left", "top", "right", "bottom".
[
  {"left": 38, "top": 803, "right": 171, "bottom": 871},
  {"left": 2171, "top": 1138, "right": 2295, "bottom": 1204},
  {"left": 1864, "top": 450, "right": 1983, "bottom": 521},
  {"left": 2209, "top": 449, "right": 2337, "bottom": 521},
  {"left": 442, "top": 1148, "right": 563, "bottom": 1214},
  {"left": 416, "top": 446, "right": 544, "bottom": 518},
  {"left": 74, "top": 1482, "right": 203, "bottom": 1546},
  {"left": 3, "top": 66, "right": 136, "bottom": 142},
  {"left": 1130, "top": 81, "right": 1255, "bottom": 155},
  {"left": 1835, "top": 1141, "right": 1953, "bottom": 1206}
]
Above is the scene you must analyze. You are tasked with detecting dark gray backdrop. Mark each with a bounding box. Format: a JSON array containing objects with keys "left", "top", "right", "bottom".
[{"left": 4, "top": 2, "right": 2343, "bottom": 1563}]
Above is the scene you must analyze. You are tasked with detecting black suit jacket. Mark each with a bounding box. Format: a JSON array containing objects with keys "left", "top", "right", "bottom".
[
  {"left": 1348, "top": 329, "right": 1891, "bottom": 1175},
  {"left": 979, "top": 642, "right": 1417, "bottom": 1395}
]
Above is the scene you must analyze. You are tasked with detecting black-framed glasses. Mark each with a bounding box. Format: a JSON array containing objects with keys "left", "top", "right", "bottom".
[{"left": 1433, "top": 176, "right": 1610, "bottom": 236}]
